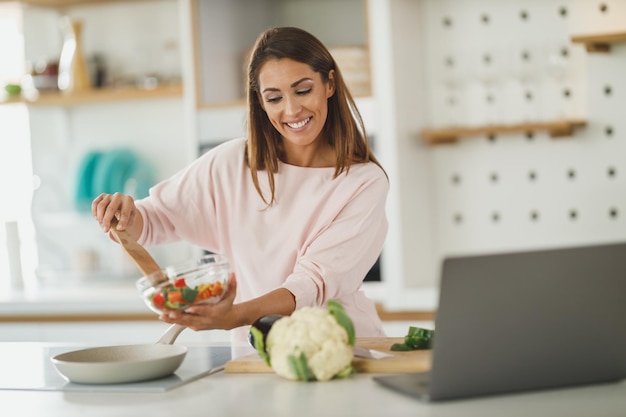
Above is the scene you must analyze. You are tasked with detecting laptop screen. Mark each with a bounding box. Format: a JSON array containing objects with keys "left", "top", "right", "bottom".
[{"left": 377, "top": 241, "right": 626, "bottom": 401}]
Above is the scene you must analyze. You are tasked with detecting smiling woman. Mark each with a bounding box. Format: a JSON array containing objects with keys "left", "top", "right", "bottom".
[
  {"left": 91, "top": 26, "right": 389, "bottom": 349},
  {"left": 0, "top": 4, "right": 37, "bottom": 292}
]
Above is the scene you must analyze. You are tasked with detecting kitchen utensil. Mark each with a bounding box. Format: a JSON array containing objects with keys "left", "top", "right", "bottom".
[
  {"left": 109, "top": 217, "right": 166, "bottom": 285},
  {"left": 353, "top": 346, "right": 394, "bottom": 359},
  {"left": 51, "top": 219, "right": 188, "bottom": 384},
  {"left": 51, "top": 323, "right": 188, "bottom": 384}
]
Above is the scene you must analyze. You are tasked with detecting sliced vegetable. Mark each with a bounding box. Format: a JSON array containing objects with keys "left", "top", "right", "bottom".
[
  {"left": 390, "top": 342, "right": 415, "bottom": 351},
  {"left": 390, "top": 326, "right": 434, "bottom": 351},
  {"left": 167, "top": 291, "right": 183, "bottom": 304},
  {"left": 405, "top": 326, "right": 434, "bottom": 349},
  {"left": 148, "top": 278, "right": 226, "bottom": 312},
  {"left": 152, "top": 292, "right": 165, "bottom": 308},
  {"left": 197, "top": 281, "right": 224, "bottom": 300},
  {"left": 181, "top": 286, "right": 199, "bottom": 303}
]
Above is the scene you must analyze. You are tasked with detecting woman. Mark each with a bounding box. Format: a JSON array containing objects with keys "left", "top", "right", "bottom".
[{"left": 92, "top": 27, "right": 388, "bottom": 347}]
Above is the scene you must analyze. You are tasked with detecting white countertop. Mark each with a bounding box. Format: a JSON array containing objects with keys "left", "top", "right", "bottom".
[
  {"left": 1, "top": 341, "right": 625, "bottom": 417},
  {"left": 0, "top": 281, "right": 152, "bottom": 317}
]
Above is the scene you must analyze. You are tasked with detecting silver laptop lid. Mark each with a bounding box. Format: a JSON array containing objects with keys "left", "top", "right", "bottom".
[{"left": 428, "top": 241, "right": 626, "bottom": 401}]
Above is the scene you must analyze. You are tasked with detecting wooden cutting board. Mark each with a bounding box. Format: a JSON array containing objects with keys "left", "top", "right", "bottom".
[{"left": 224, "top": 337, "right": 431, "bottom": 374}]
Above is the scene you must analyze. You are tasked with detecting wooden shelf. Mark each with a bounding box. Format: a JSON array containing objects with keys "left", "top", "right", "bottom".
[
  {"left": 13, "top": 0, "right": 154, "bottom": 7},
  {"left": 1, "top": 83, "right": 183, "bottom": 107},
  {"left": 420, "top": 119, "right": 587, "bottom": 145},
  {"left": 571, "top": 31, "right": 626, "bottom": 53}
]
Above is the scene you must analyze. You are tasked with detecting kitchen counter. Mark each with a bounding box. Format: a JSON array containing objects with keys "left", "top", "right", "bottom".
[
  {"left": 0, "top": 281, "right": 149, "bottom": 320},
  {"left": 1, "top": 341, "right": 626, "bottom": 417}
]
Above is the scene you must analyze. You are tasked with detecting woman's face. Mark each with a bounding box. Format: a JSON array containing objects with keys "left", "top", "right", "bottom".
[{"left": 258, "top": 58, "right": 335, "bottom": 160}]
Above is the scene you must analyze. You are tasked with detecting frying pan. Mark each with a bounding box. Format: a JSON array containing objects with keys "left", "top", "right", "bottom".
[
  {"left": 51, "top": 323, "right": 188, "bottom": 384},
  {"left": 52, "top": 219, "right": 185, "bottom": 384}
]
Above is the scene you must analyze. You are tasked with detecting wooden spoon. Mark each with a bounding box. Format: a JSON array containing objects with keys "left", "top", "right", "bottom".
[{"left": 109, "top": 218, "right": 167, "bottom": 285}]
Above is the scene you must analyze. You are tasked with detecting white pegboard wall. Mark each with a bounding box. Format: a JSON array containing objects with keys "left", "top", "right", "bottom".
[
  {"left": 418, "top": 0, "right": 626, "bottom": 257},
  {"left": 424, "top": 0, "right": 587, "bottom": 127}
]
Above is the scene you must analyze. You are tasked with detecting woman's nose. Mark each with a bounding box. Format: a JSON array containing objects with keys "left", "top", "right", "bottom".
[{"left": 284, "top": 95, "right": 301, "bottom": 116}]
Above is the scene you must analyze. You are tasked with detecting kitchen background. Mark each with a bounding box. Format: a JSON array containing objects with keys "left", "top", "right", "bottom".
[{"left": 1, "top": 0, "right": 626, "bottom": 319}]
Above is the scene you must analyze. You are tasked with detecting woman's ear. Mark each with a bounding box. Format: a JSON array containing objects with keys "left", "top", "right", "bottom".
[{"left": 326, "top": 69, "right": 336, "bottom": 98}]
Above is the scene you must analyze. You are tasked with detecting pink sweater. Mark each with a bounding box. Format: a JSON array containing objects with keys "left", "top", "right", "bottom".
[{"left": 135, "top": 138, "right": 388, "bottom": 346}]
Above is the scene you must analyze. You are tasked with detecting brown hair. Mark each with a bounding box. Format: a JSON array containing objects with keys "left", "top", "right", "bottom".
[{"left": 245, "top": 26, "right": 385, "bottom": 205}]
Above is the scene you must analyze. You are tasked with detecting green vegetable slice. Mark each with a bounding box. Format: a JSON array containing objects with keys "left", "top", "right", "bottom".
[
  {"left": 181, "top": 286, "right": 199, "bottom": 303},
  {"left": 405, "top": 326, "right": 434, "bottom": 349},
  {"left": 390, "top": 343, "right": 415, "bottom": 351},
  {"left": 287, "top": 352, "right": 316, "bottom": 381},
  {"left": 390, "top": 326, "right": 434, "bottom": 351},
  {"left": 327, "top": 300, "right": 356, "bottom": 346},
  {"left": 164, "top": 301, "right": 183, "bottom": 309},
  {"left": 250, "top": 326, "right": 271, "bottom": 366}
]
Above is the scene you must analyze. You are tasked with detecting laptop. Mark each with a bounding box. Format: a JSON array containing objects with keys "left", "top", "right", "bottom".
[{"left": 374, "top": 241, "right": 626, "bottom": 402}]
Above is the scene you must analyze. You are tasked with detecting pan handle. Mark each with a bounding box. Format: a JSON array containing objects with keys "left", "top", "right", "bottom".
[{"left": 156, "top": 323, "right": 187, "bottom": 345}]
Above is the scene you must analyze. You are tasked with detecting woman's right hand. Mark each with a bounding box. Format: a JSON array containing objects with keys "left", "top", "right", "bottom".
[{"left": 91, "top": 192, "right": 142, "bottom": 240}]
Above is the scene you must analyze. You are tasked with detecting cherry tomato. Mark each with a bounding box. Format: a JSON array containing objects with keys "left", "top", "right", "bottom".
[
  {"left": 152, "top": 291, "right": 165, "bottom": 308},
  {"left": 174, "top": 277, "right": 187, "bottom": 288}
]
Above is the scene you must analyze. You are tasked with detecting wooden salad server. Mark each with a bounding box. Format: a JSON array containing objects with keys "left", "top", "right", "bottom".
[{"left": 109, "top": 217, "right": 167, "bottom": 285}]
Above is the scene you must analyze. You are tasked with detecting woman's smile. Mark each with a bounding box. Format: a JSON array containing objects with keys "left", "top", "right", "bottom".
[{"left": 286, "top": 117, "right": 312, "bottom": 130}]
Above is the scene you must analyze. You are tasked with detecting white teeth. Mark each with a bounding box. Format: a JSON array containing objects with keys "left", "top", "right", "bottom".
[{"left": 287, "top": 118, "right": 310, "bottom": 129}]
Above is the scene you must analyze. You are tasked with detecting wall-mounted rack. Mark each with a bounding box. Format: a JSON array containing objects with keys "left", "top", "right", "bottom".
[
  {"left": 571, "top": 30, "right": 626, "bottom": 53},
  {"left": 420, "top": 119, "right": 587, "bottom": 145}
]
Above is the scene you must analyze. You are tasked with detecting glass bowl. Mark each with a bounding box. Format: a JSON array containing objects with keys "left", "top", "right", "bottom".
[{"left": 136, "top": 254, "right": 229, "bottom": 314}]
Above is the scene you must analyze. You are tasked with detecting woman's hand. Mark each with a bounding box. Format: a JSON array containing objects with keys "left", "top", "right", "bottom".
[
  {"left": 91, "top": 192, "right": 142, "bottom": 241},
  {"left": 159, "top": 273, "right": 243, "bottom": 331},
  {"left": 159, "top": 274, "right": 295, "bottom": 332}
]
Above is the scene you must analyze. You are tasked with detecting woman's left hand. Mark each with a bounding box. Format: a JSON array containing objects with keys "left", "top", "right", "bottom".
[{"left": 159, "top": 273, "right": 243, "bottom": 331}]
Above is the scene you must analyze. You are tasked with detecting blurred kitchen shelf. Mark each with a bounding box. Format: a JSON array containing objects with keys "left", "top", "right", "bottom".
[
  {"left": 420, "top": 119, "right": 587, "bottom": 145},
  {"left": 15, "top": 0, "right": 160, "bottom": 7},
  {"left": 571, "top": 30, "right": 626, "bottom": 53},
  {"left": 0, "top": 83, "right": 182, "bottom": 107}
]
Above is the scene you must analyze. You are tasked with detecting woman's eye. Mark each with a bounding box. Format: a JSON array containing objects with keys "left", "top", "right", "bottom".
[
  {"left": 265, "top": 96, "right": 282, "bottom": 103},
  {"left": 296, "top": 88, "right": 312, "bottom": 96}
]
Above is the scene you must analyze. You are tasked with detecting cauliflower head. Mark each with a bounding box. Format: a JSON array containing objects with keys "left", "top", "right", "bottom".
[{"left": 250, "top": 300, "right": 356, "bottom": 382}]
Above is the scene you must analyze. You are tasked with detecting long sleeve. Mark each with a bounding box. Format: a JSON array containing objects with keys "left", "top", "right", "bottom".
[{"left": 135, "top": 138, "right": 388, "bottom": 344}]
